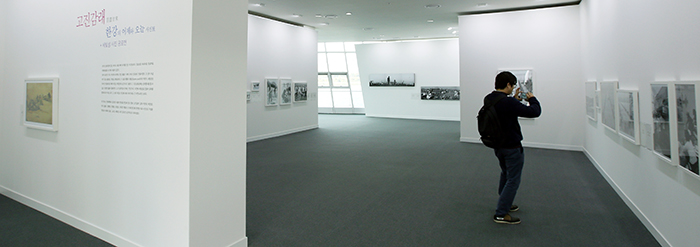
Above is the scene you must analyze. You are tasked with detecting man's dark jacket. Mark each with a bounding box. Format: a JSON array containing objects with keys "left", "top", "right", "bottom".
[{"left": 484, "top": 91, "right": 541, "bottom": 149}]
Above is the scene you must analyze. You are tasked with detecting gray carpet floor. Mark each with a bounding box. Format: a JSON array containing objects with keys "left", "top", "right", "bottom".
[{"left": 247, "top": 114, "right": 661, "bottom": 247}]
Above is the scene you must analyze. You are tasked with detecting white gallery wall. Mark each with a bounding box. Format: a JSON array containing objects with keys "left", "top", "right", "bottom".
[
  {"left": 581, "top": 0, "right": 700, "bottom": 246},
  {"left": 247, "top": 15, "right": 318, "bottom": 142},
  {"left": 459, "top": 6, "right": 584, "bottom": 150},
  {"left": 356, "top": 39, "right": 460, "bottom": 121},
  {"left": 0, "top": 0, "right": 247, "bottom": 246}
]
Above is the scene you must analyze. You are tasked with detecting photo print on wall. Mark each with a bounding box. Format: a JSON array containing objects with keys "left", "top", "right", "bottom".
[
  {"left": 616, "top": 90, "right": 640, "bottom": 145},
  {"left": 251, "top": 81, "right": 260, "bottom": 91},
  {"left": 280, "top": 78, "right": 292, "bottom": 105},
  {"left": 651, "top": 83, "right": 671, "bottom": 162},
  {"left": 294, "top": 82, "right": 308, "bottom": 102},
  {"left": 499, "top": 69, "right": 533, "bottom": 105},
  {"left": 420, "top": 86, "right": 460, "bottom": 100},
  {"left": 24, "top": 78, "right": 59, "bottom": 131},
  {"left": 676, "top": 83, "right": 699, "bottom": 175},
  {"left": 369, "top": 73, "right": 415, "bottom": 87},
  {"left": 265, "top": 78, "right": 279, "bottom": 106},
  {"left": 600, "top": 81, "right": 619, "bottom": 132},
  {"left": 585, "top": 81, "right": 597, "bottom": 121}
]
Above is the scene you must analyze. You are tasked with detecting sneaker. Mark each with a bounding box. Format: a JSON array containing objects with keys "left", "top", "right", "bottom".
[
  {"left": 494, "top": 214, "right": 521, "bottom": 224},
  {"left": 510, "top": 205, "right": 519, "bottom": 212}
]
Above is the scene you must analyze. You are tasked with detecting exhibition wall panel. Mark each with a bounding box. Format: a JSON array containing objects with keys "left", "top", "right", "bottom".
[
  {"left": 356, "top": 39, "right": 461, "bottom": 121},
  {"left": 581, "top": 0, "right": 700, "bottom": 246},
  {"left": 247, "top": 15, "right": 318, "bottom": 142},
  {"left": 459, "top": 5, "right": 584, "bottom": 150},
  {"left": 0, "top": 0, "right": 248, "bottom": 246}
]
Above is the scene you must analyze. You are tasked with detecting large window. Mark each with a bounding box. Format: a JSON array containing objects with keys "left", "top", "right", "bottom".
[{"left": 318, "top": 42, "right": 364, "bottom": 113}]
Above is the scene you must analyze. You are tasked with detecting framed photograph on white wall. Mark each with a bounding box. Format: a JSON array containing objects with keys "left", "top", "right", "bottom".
[
  {"left": 585, "top": 81, "right": 597, "bottom": 121},
  {"left": 675, "top": 82, "right": 699, "bottom": 177},
  {"left": 265, "top": 78, "right": 279, "bottom": 106},
  {"left": 651, "top": 83, "right": 672, "bottom": 163},
  {"left": 279, "top": 78, "right": 293, "bottom": 105},
  {"left": 251, "top": 81, "right": 260, "bottom": 92},
  {"left": 294, "top": 82, "right": 308, "bottom": 102},
  {"left": 600, "top": 81, "right": 618, "bottom": 132},
  {"left": 24, "top": 78, "right": 59, "bottom": 131},
  {"left": 616, "top": 89, "right": 640, "bottom": 145}
]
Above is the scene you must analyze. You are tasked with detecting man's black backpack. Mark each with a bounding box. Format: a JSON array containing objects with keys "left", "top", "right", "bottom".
[{"left": 477, "top": 93, "right": 507, "bottom": 148}]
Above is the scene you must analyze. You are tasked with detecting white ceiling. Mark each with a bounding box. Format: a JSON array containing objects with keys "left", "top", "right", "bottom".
[{"left": 248, "top": 0, "right": 580, "bottom": 42}]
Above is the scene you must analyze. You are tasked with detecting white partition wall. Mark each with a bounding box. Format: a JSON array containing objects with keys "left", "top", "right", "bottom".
[
  {"left": 247, "top": 15, "right": 318, "bottom": 142},
  {"left": 0, "top": 0, "right": 247, "bottom": 246},
  {"left": 581, "top": 0, "right": 700, "bottom": 246},
  {"left": 356, "top": 39, "right": 460, "bottom": 121},
  {"left": 459, "top": 6, "right": 583, "bottom": 150}
]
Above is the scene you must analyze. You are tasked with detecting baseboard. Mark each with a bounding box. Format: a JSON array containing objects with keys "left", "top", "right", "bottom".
[
  {"left": 0, "top": 186, "right": 141, "bottom": 247},
  {"left": 228, "top": 237, "right": 248, "bottom": 247},
  {"left": 582, "top": 148, "right": 672, "bottom": 247},
  {"left": 247, "top": 124, "right": 319, "bottom": 142},
  {"left": 459, "top": 137, "right": 582, "bottom": 151},
  {"left": 365, "top": 114, "right": 459, "bottom": 122}
]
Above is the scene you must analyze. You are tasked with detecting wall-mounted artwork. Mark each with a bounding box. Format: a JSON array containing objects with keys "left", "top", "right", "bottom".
[
  {"left": 265, "top": 78, "right": 279, "bottom": 106},
  {"left": 294, "top": 82, "right": 308, "bottom": 102},
  {"left": 369, "top": 73, "right": 415, "bottom": 87},
  {"left": 616, "top": 90, "right": 640, "bottom": 144},
  {"left": 280, "top": 79, "right": 292, "bottom": 105},
  {"left": 251, "top": 81, "right": 260, "bottom": 92},
  {"left": 600, "top": 81, "right": 619, "bottom": 132},
  {"left": 651, "top": 83, "right": 671, "bottom": 162},
  {"left": 25, "top": 78, "right": 59, "bottom": 131},
  {"left": 676, "top": 83, "right": 699, "bottom": 175},
  {"left": 247, "top": 90, "right": 251, "bottom": 102},
  {"left": 585, "top": 81, "right": 597, "bottom": 121},
  {"left": 420, "top": 86, "right": 460, "bottom": 100},
  {"left": 498, "top": 69, "right": 533, "bottom": 105}
]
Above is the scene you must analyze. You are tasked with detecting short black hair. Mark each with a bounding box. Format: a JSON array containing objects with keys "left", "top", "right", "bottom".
[{"left": 495, "top": 71, "right": 517, "bottom": 90}]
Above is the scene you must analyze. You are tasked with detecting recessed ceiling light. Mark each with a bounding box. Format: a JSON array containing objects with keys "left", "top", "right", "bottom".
[
  {"left": 448, "top": 27, "right": 453, "bottom": 30},
  {"left": 427, "top": 19, "right": 434, "bottom": 23},
  {"left": 320, "top": 22, "right": 329, "bottom": 26},
  {"left": 346, "top": 12, "right": 352, "bottom": 16},
  {"left": 452, "top": 31, "right": 458, "bottom": 34},
  {"left": 363, "top": 27, "right": 374, "bottom": 31},
  {"left": 315, "top": 14, "right": 323, "bottom": 18},
  {"left": 425, "top": 4, "right": 441, "bottom": 9},
  {"left": 292, "top": 14, "right": 302, "bottom": 18},
  {"left": 325, "top": 15, "right": 338, "bottom": 19},
  {"left": 252, "top": 3, "right": 265, "bottom": 7},
  {"left": 477, "top": 3, "right": 488, "bottom": 7}
]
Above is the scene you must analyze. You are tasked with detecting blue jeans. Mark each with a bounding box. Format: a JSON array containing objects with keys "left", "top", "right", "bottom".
[{"left": 494, "top": 147, "right": 524, "bottom": 216}]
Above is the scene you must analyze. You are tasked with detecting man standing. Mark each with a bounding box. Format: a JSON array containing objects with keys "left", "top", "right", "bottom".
[{"left": 484, "top": 71, "right": 541, "bottom": 224}]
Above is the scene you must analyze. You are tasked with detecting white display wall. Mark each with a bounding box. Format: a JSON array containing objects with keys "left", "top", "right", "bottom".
[
  {"left": 581, "top": 0, "right": 700, "bottom": 246},
  {"left": 458, "top": 6, "right": 584, "bottom": 150},
  {"left": 0, "top": 0, "right": 247, "bottom": 246},
  {"left": 356, "top": 39, "right": 460, "bottom": 121},
  {"left": 247, "top": 15, "right": 318, "bottom": 142}
]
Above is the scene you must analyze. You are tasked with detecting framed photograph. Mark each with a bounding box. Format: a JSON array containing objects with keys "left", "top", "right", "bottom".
[
  {"left": 675, "top": 83, "right": 699, "bottom": 176},
  {"left": 585, "top": 81, "right": 597, "bottom": 121},
  {"left": 251, "top": 81, "right": 260, "bottom": 92},
  {"left": 279, "top": 78, "right": 293, "bottom": 105},
  {"left": 600, "top": 81, "right": 619, "bottom": 132},
  {"left": 616, "top": 90, "right": 640, "bottom": 145},
  {"left": 24, "top": 78, "right": 59, "bottom": 131},
  {"left": 651, "top": 83, "right": 672, "bottom": 162},
  {"left": 368, "top": 73, "right": 415, "bottom": 87},
  {"left": 420, "top": 86, "right": 460, "bottom": 100},
  {"left": 294, "top": 82, "right": 308, "bottom": 102},
  {"left": 246, "top": 90, "right": 251, "bottom": 102},
  {"left": 498, "top": 69, "right": 533, "bottom": 105},
  {"left": 265, "top": 78, "right": 279, "bottom": 106}
]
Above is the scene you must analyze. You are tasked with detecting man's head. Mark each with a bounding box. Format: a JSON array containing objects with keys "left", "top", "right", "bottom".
[{"left": 495, "top": 71, "right": 517, "bottom": 90}]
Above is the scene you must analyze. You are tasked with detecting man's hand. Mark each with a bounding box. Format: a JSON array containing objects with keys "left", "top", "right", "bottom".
[
  {"left": 514, "top": 88, "right": 522, "bottom": 100},
  {"left": 526, "top": 92, "right": 534, "bottom": 99}
]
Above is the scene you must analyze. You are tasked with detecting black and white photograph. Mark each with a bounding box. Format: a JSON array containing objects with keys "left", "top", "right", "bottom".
[
  {"left": 499, "top": 69, "right": 533, "bottom": 105},
  {"left": 369, "top": 73, "right": 415, "bottom": 87},
  {"left": 420, "top": 86, "right": 460, "bottom": 100},
  {"left": 251, "top": 81, "right": 260, "bottom": 92},
  {"left": 586, "top": 81, "right": 597, "bottom": 121},
  {"left": 600, "top": 82, "right": 618, "bottom": 132},
  {"left": 676, "top": 84, "right": 699, "bottom": 175},
  {"left": 294, "top": 82, "right": 308, "bottom": 102},
  {"left": 280, "top": 79, "right": 292, "bottom": 105},
  {"left": 265, "top": 78, "right": 279, "bottom": 106},
  {"left": 651, "top": 83, "right": 671, "bottom": 161},
  {"left": 617, "top": 90, "right": 639, "bottom": 144}
]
